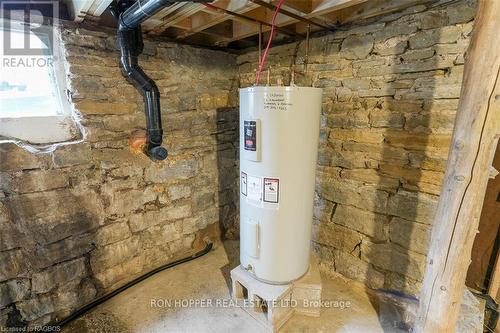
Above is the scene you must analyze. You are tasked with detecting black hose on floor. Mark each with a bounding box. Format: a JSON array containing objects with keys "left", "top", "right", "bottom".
[{"left": 56, "top": 242, "right": 214, "bottom": 328}]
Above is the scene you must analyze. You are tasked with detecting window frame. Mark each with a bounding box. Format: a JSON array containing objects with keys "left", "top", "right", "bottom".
[{"left": 0, "top": 18, "right": 83, "bottom": 147}]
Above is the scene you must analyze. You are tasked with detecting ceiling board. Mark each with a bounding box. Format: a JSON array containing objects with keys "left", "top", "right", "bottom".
[{"left": 71, "top": 0, "right": 441, "bottom": 49}]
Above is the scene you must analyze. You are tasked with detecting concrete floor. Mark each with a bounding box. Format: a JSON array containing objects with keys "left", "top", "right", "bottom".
[{"left": 64, "top": 241, "right": 481, "bottom": 333}]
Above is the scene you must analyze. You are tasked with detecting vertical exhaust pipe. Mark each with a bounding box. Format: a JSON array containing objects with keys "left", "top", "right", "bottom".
[{"left": 111, "top": 0, "right": 207, "bottom": 161}]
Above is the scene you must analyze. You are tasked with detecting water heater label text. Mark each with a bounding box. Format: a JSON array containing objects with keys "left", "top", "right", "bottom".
[{"left": 263, "top": 92, "right": 292, "bottom": 112}]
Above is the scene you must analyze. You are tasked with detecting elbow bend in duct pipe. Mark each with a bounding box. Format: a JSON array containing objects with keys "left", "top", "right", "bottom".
[
  {"left": 111, "top": 0, "right": 209, "bottom": 160},
  {"left": 118, "top": 46, "right": 167, "bottom": 160},
  {"left": 112, "top": 3, "right": 168, "bottom": 161}
]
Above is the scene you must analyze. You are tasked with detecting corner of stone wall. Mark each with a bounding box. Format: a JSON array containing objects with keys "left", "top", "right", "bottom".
[
  {"left": 0, "top": 24, "right": 239, "bottom": 327},
  {"left": 238, "top": 0, "right": 477, "bottom": 296}
]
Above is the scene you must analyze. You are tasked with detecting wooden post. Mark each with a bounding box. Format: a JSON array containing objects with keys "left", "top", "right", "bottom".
[
  {"left": 415, "top": 0, "right": 500, "bottom": 332},
  {"left": 489, "top": 249, "right": 500, "bottom": 302}
]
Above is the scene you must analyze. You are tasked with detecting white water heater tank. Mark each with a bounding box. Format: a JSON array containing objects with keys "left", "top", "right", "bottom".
[{"left": 239, "top": 86, "right": 323, "bottom": 284}]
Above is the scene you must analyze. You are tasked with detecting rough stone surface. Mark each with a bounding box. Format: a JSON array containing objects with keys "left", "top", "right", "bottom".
[
  {"left": 0, "top": 250, "right": 28, "bottom": 281},
  {"left": 31, "top": 258, "right": 86, "bottom": 294},
  {"left": 0, "top": 0, "right": 478, "bottom": 327},
  {"left": 409, "top": 26, "right": 462, "bottom": 49},
  {"left": 389, "top": 217, "right": 431, "bottom": 255},
  {"left": 332, "top": 204, "right": 389, "bottom": 242},
  {"left": 0, "top": 279, "right": 30, "bottom": 308},
  {"left": 238, "top": 0, "right": 476, "bottom": 297},
  {"left": 373, "top": 36, "right": 408, "bottom": 56},
  {"left": 341, "top": 35, "right": 374, "bottom": 60},
  {"left": 361, "top": 241, "right": 426, "bottom": 282},
  {"left": 0, "top": 24, "right": 238, "bottom": 328},
  {"left": 387, "top": 190, "right": 439, "bottom": 224}
]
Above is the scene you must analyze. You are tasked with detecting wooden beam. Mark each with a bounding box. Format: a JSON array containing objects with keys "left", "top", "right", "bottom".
[
  {"left": 466, "top": 144, "right": 500, "bottom": 292},
  {"left": 213, "top": 0, "right": 416, "bottom": 45},
  {"left": 283, "top": 0, "right": 313, "bottom": 14},
  {"left": 145, "top": 3, "right": 203, "bottom": 35},
  {"left": 190, "top": 0, "right": 360, "bottom": 44},
  {"left": 135, "top": 0, "right": 421, "bottom": 45},
  {"left": 176, "top": 2, "right": 258, "bottom": 39},
  {"left": 209, "top": 5, "right": 302, "bottom": 44},
  {"left": 87, "top": 0, "right": 112, "bottom": 17},
  {"left": 249, "top": 0, "right": 335, "bottom": 31},
  {"left": 274, "top": 0, "right": 366, "bottom": 26},
  {"left": 310, "top": 0, "right": 368, "bottom": 16},
  {"left": 489, "top": 248, "right": 500, "bottom": 302},
  {"left": 319, "top": 0, "right": 431, "bottom": 25},
  {"left": 65, "top": 0, "right": 112, "bottom": 22},
  {"left": 415, "top": 1, "right": 500, "bottom": 332},
  {"left": 201, "top": 20, "right": 234, "bottom": 39},
  {"left": 141, "top": 3, "right": 186, "bottom": 30}
]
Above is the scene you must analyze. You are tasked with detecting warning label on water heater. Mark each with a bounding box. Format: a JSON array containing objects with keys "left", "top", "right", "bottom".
[
  {"left": 263, "top": 178, "right": 279, "bottom": 203},
  {"left": 247, "top": 175, "right": 262, "bottom": 202}
]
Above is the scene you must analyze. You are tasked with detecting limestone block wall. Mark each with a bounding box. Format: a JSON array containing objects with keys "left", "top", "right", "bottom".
[
  {"left": 0, "top": 25, "right": 239, "bottom": 327},
  {"left": 238, "top": 0, "right": 477, "bottom": 296},
  {"left": 0, "top": 0, "right": 480, "bottom": 327}
]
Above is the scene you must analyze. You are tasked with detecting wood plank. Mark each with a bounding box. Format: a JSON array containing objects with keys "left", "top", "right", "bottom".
[
  {"left": 283, "top": 0, "right": 313, "bottom": 14},
  {"left": 489, "top": 248, "right": 500, "bottom": 302},
  {"left": 216, "top": 0, "right": 417, "bottom": 44},
  {"left": 146, "top": 0, "right": 249, "bottom": 36},
  {"left": 310, "top": 0, "right": 369, "bottom": 16},
  {"left": 87, "top": 0, "right": 113, "bottom": 17},
  {"left": 467, "top": 144, "right": 500, "bottom": 292},
  {"left": 208, "top": 5, "right": 303, "bottom": 44},
  {"left": 130, "top": 0, "right": 425, "bottom": 45},
  {"left": 228, "top": 8, "right": 288, "bottom": 42},
  {"left": 141, "top": 3, "right": 188, "bottom": 30},
  {"left": 249, "top": 0, "right": 336, "bottom": 31},
  {"left": 201, "top": 20, "right": 234, "bottom": 39},
  {"left": 145, "top": 3, "right": 203, "bottom": 34},
  {"left": 324, "top": 0, "right": 432, "bottom": 24},
  {"left": 66, "top": 0, "right": 112, "bottom": 22},
  {"left": 185, "top": 0, "right": 359, "bottom": 44},
  {"left": 415, "top": 0, "right": 500, "bottom": 332},
  {"left": 148, "top": 3, "right": 185, "bottom": 21},
  {"left": 176, "top": 2, "right": 258, "bottom": 39}
]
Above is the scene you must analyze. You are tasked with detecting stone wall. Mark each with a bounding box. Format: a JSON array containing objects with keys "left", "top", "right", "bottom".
[
  {"left": 0, "top": 0, "right": 479, "bottom": 327},
  {"left": 0, "top": 25, "right": 238, "bottom": 327},
  {"left": 238, "top": 0, "right": 476, "bottom": 296}
]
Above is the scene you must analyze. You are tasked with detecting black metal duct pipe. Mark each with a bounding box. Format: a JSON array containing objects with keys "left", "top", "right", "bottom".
[
  {"left": 117, "top": 0, "right": 174, "bottom": 31},
  {"left": 111, "top": 0, "right": 206, "bottom": 161},
  {"left": 118, "top": 25, "right": 167, "bottom": 161}
]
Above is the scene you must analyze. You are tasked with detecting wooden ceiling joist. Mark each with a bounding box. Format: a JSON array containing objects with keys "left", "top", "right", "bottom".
[
  {"left": 249, "top": 0, "right": 336, "bottom": 31},
  {"left": 146, "top": 3, "right": 204, "bottom": 34},
  {"left": 141, "top": 3, "right": 186, "bottom": 30},
  {"left": 176, "top": 1, "right": 259, "bottom": 39},
  {"left": 310, "top": 0, "right": 369, "bottom": 16},
  {"left": 215, "top": 0, "right": 384, "bottom": 45},
  {"left": 65, "top": 0, "right": 113, "bottom": 22},
  {"left": 323, "top": 0, "right": 434, "bottom": 24},
  {"left": 71, "top": 0, "right": 449, "bottom": 48}
]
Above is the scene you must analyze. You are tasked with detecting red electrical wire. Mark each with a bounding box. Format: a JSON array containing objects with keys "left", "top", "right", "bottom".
[{"left": 255, "top": 0, "right": 286, "bottom": 86}]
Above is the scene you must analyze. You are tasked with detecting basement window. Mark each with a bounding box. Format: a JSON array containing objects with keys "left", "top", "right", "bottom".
[{"left": 0, "top": 20, "right": 80, "bottom": 146}]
